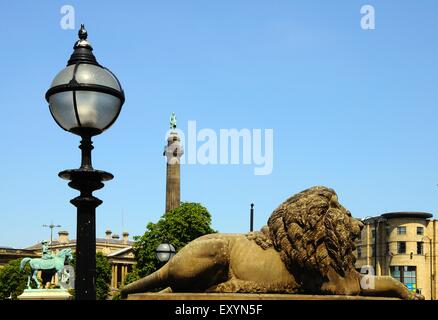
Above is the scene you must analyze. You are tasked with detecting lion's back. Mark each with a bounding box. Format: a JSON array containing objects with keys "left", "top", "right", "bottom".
[{"left": 229, "top": 236, "right": 296, "bottom": 288}]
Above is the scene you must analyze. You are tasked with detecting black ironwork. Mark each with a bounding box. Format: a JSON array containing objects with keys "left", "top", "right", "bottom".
[
  {"left": 46, "top": 25, "right": 122, "bottom": 300},
  {"left": 67, "top": 24, "right": 98, "bottom": 66},
  {"left": 59, "top": 132, "right": 113, "bottom": 300},
  {"left": 45, "top": 83, "right": 125, "bottom": 105}
]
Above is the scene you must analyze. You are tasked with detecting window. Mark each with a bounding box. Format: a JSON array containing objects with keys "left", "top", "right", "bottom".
[
  {"left": 417, "top": 227, "right": 424, "bottom": 235},
  {"left": 386, "top": 227, "right": 391, "bottom": 236},
  {"left": 417, "top": 242, "right": 424, "bottom": 255},
  {"left": 397, "top": 226, "right": 406, "bottom": 235},
  {"left": 357, "top": 247, "right": 362, "bottom": 258},
  {"left": 397, "top": 242, "right": 406, "bottom": 254},
  {"left": 390, "top": 266, "right": 417, "bottom": 293},
  {"left": 391, "top": 266, "right": 401, "bottom": 280}
]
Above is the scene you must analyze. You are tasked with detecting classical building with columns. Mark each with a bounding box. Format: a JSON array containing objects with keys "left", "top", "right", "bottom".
[
  {"left": 354, "top": 212, "right": 438, "bottom": 300},
  {"left": 19, "top": 230, "right": 134, "bottom": 290}
]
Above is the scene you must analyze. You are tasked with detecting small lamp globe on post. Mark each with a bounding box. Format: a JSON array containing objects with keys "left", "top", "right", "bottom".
[
  {"left": 155, "top": 241, "right": 176, "bottom": 263},
  {"left": 45, "top": 25, "right": 125, "bottom": 300}
]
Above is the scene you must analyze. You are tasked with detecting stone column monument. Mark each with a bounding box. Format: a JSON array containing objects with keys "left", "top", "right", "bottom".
[{"left": 163, "top": 113, "right": 184, "bottom": 213}]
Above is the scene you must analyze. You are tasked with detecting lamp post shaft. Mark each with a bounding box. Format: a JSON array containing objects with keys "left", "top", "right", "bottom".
[
  {"left": 73, "top": 197, "right": 99, "bottom": 300},
  {"left": 59, "top": 137, "right": 113, "bottom": 300},
  {"left": 79, "top": 135, "right": 94, "bottom": 170}
]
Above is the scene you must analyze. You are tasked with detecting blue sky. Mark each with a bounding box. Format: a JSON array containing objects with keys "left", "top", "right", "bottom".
[{"left": 1, "top": 1, "right": 437, "bottom": 248}]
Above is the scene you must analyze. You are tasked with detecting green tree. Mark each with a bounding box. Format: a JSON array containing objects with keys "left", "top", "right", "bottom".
[
  {"left": 70, "top": 252, "right": 112, "bottom": 300},
  {"left": 130, "top": 202, "right": 216, "bottom": 279},
  {"left": 0, "top": 259, "right": 29, "bottom": 299},
  {"left": 124, "top": 264, "right": 141, "bottom": 285},
  {"left": 95, "top": 252, "right": 112, "bottom": 300},
  {"left": 0, "top": 253, "right": 112, "bottom": 300}
]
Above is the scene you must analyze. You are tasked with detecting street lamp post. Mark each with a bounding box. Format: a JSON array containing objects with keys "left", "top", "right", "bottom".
[
  {"left": 42, "top": 222, "right": 62, "bottom": 244},
  {"left": 45, "top": 25, "right": 125, "bottom": 300},
  {"left": 250, "top": 203, "right": 254, "bottom": 232}
]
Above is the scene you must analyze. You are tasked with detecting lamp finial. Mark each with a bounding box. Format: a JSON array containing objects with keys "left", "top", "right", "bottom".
[
  {"left": 78, "top": 24, "right": 88, "bottom": 40},
  {"left": 69, "top": 23, "right": 96, "bottom": 65}
]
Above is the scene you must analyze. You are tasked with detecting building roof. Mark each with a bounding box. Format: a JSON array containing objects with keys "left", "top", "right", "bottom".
[
  {"left": 107, "top": 246, "right": 133, "bottom": 257},
  {"left": 381, "top": 212, "right": 433, "bottom": 220},
  {"left": 25, "top": 238, "right": 134, "bottom": 250},
  {"left": 0, "top": 246, "right": 36, "bottom": 253}
]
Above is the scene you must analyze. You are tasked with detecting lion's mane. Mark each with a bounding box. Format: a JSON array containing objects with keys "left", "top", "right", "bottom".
[{"left": 249, "top": 186, "right": 359, "bottom": 292}]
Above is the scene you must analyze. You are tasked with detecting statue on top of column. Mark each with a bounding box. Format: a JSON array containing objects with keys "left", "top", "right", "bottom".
[{"left": 170, "top": 112, "right": 177, "bottom": 130}]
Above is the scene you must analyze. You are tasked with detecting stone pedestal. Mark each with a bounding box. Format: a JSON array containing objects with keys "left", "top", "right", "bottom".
[
  {"left": 18, "top": 289, "right": 73, "bottom": 300},
  {"left": 126, "top": 293, "right": 399, "bottom": 300}
]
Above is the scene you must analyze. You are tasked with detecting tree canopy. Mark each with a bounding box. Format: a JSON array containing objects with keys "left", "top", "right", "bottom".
[
  {"left": 95, "top": 252, "right": 112, "bottom": 300},
  {"left": 69, "top": 252, "right": 111, "bottom": 300},
  {"left": 0, "top": 252, "right": 112, "bottom": 300},
  {"left": 129, "top": 202, "right": 216, "bottom": 282},
  {"left": 0, "top": 259, "right": 29, "bottom": 299}
]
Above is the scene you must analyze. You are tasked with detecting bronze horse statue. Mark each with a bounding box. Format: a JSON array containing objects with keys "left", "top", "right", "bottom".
[{"left": 20, "top": 248, "right": 73, "bottom": 289}]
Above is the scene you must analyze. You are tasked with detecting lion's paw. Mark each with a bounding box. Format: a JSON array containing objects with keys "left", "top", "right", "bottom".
[{"left": 410, "top": 293, "right": 425, "bottom": 300}]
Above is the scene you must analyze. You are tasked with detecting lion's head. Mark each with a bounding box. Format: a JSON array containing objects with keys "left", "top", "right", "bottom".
[{"left": 265, "top": 186, "right": 363, "bottom": 291}]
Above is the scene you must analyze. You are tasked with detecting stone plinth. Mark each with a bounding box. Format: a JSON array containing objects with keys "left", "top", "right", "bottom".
[
  {"left": 18, "top": 289, "right": 73, "bottom": 300},
  {"left": 127, "top": 293, "right": 399, "bottom": 300}
]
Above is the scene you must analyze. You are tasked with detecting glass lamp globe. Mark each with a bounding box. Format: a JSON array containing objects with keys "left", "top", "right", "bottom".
[
  {"left": 155, "top": 242, "right": 176, "bottom": 263},
  {"left": 45, "top": 25, "right": 125, "bottom": 136}
]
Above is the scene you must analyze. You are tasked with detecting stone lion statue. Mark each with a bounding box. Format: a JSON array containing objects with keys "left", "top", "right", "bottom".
[{"left": 122, "top": 186, "right": 423, "bottom": 299}]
